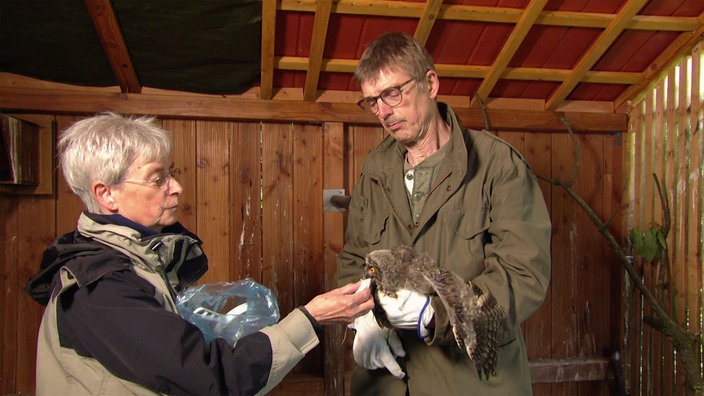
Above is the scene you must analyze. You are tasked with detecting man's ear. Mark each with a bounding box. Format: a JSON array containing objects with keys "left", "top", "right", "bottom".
[
  {"left": 425, "top": 70, "right": 440, "bottom": 99},
  {"left": 92, "top": 181, "right": 119, "bottom": 213}
]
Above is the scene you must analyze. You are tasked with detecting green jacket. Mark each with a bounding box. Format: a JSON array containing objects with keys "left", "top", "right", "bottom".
[{"left": 337, "top": 103, "right": 551, "bottom": 395}]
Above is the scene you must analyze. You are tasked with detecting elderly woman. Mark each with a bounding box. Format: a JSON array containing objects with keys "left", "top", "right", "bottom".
[{"left": 26, "top": 112, "right": 372, "bottom": 395}]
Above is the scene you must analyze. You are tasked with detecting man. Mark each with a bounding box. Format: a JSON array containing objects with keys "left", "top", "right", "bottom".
[
  {"left": 26, "top": 112, "right": 373, "bottom": 395},
  {"left": 337, "top": 32, "right": 551, "bottom": 394}
]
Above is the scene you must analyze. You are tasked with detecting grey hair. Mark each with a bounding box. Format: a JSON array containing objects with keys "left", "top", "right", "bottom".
[
  {"left": 58, "top": 112, "right": 172, "bottom": 212},
  {"left": 354, "top": 32, "right": 436, "bottom": 86}
]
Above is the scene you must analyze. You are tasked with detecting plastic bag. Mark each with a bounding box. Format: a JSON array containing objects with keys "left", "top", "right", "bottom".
[{"left": 176, "top": 278, "right": 280, "bottom": 345}]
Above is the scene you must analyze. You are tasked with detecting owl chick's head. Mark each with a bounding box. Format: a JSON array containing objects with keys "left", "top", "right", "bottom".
[{"left": 363, "top": 245, "right": 418, "bottom": 283}]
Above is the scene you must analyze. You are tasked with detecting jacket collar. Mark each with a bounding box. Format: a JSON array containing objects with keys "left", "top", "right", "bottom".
[
  {"left": 77, "top": 211, "right": 208, "bottom": 289},
  {"left": 363, "top": 102, "right": 469, "bottom": 190}
]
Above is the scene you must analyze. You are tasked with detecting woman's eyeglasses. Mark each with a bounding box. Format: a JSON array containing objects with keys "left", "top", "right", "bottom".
[{"left": 120, "top": 169, "right": 180, "bottom": 190}]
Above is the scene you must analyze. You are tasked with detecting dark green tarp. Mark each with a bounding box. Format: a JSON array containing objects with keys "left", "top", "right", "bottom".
[{"left": 0, "top": 0, "right": 262, "bottom": 94}]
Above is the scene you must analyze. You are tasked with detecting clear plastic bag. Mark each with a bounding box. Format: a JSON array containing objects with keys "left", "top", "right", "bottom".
[{"left": 176, "top": 278, "right": 280, "bottom": 345}]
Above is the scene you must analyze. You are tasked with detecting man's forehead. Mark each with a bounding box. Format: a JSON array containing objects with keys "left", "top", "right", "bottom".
[{"left": 360, "top": 68, "right": 410, "bottom": 95}]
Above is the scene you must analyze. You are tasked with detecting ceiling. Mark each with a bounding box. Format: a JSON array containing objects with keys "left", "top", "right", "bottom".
[{"left": 1, "top": 0, "right": 703, "bottom": 114}]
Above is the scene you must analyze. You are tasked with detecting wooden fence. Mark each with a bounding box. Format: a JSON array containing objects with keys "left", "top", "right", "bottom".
[{"left": 626, "top": 40, "right": 704, "bottom": 395}]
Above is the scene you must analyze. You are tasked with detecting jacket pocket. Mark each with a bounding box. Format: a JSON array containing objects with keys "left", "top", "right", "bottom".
[
  {"left": 361, "top": 213, "right": 388, "bottom": 245},
  {"left": 444, "top": 205, "right": 489, "bottom": 239}
]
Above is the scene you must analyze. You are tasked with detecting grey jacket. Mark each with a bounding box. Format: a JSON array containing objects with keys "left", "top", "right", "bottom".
[{"left": 337, "top": 103, "right": 551, "bottom": 395}]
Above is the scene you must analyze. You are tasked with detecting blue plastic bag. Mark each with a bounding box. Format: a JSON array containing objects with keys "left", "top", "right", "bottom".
[{"left": 176, "top": 279, "right": 280, "bottom": 345}]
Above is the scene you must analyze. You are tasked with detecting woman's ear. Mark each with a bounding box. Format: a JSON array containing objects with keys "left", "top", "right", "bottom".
[
  {"left": 425, "top": 69, "right": 440, "bottom": 99},
  {"left": 92, "top": 181, "right": 119, "bottom": 213}
]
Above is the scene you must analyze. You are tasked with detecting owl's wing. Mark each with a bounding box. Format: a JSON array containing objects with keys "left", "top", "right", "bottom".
[
  {"left": 425, "top": 270, "right": 504, "bottom": 380},
  {"left": 467, "top": 282, "right": 504, "bottom": 380}
]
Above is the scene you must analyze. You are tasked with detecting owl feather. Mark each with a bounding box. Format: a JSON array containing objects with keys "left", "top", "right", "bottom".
[{"left": 363, "top": 245, "right": 504, "bottom": 380}]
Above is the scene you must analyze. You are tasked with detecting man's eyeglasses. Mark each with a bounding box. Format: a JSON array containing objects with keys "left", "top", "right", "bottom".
[
  {"left": 120, "top": 169, "right": 180, "bottom": 190},
  {"left": 357, "top": 78, "right": 416, "bottom": 114}
]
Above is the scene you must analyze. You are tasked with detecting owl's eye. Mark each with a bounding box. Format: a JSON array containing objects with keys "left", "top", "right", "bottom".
[{"left": 368, "top": 267, "right": 377, "bottom": 275}]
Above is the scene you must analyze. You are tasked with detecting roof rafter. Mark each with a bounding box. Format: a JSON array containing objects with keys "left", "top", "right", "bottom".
[
  {"left": 279, "top": 0, "right": 700, "bottom": 32},
  {"left": 260, "top": 0, "right": 277, "bottom": 100},
  {"left": 303, "top": 0, "right": 333, "bottom": 101},
  {"left": 414, "top": 0, "right": 444, "bottom": 45},
  {"left": 276, "top": 56, "right": 643, "bottom": 84},
  {"left": 545, "top": 0, "right": 649, "bottom": 110},
  {"left": 84, "top": 0, "right": 141, "bottom": 94},
  {"left": 471, "top": 0, "right": 548, "bottom": 108}
]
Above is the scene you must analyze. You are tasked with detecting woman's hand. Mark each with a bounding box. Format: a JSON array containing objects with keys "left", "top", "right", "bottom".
[{"left": 304, "top": 280, "right": 374, "bottom": 325}]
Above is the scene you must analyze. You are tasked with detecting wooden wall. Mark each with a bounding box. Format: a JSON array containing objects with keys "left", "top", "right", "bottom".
[
  {"left": 625, "top": 41, "right": 704, "bottom": 396},
  {"left": 0, "top": 114, "right": 624, "bottom": 395}
]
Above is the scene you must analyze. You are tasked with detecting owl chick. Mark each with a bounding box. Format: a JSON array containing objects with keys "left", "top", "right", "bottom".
[{"left": 364, "top": 245, "right": 504, "bottom": 380}]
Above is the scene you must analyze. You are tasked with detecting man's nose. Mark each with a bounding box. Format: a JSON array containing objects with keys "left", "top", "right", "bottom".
[{"left": 376, "top": 99, "right": 394, "bottom": 118}]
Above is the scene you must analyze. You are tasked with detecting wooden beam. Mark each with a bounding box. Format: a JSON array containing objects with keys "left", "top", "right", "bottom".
[
  {"left": 322, "top": 122, "right": 346, "bottom": 396},
  {"left": 260, "top": 0, "right": 277, "bottom": 100},
  {"left": 277, "top": 56, "right": 643, "bottom": 84},
  {"left": 303, "top": 0, "right": 332, "bottom": 101},
  {"left": 84, "top": 0, "right": 141, "bottom": 94},
  {"left": 529, "top": 358, "right": 610, "bottom": 383},
  {"left": 414, "top": 0, "right": 444, "bottom": 46},
  {"left": 0, "top": 85, "right": 627, "bottom": 133},
  {"left": 280, "top": 0, "right": 700, "bottom": 32},
  {"left": 615, "top": 12, "right": 704, "bottom": 111},
  {"left": 471, "top": 0, "right": 548, "bottom": 108},
  {"left": 545, "top": 0, "right": 649, "bottom": 111}
]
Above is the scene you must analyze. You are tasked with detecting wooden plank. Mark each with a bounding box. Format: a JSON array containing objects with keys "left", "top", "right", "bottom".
[
  {"left": 667, "top": 64, "right": 681, "bottom": 395},
  {"left": 413, "top": 0, "right": 443, "bottom": 45},
  {"left": 575, "top": 134, "right": 610, "bottom": 396},
  {"left": 280, "top": 0, "right": 700, "bottom": 31},
  {"left": 279, "top": 56, "right": 642, "bottom": 85},
  {"left": 529, "top": 358, "right": 609, "bottom": 383},
  {"left": 0, "top": 81, "right": 628, "bottom": 133},
  {"left": 195, "top": 121, "right": 231, "bottom": 283},
  {"left": 260, "top": 0, "right": 277, "bottom": 100},
  {"left": 54, "top": 115, "right": 85, "bottom": 235},
  {"left": 303, "top": 0, "right": 332, "bottom": 102},
  {"left": 549, "top": 131, "right": 578, "bottom": 395},
  {"left": 16, "top": 196, "right": 55, "bottom": 391},
  {"left": 162, "top": 119, "right": 197, "bottom": 233},
  {"left": 639, "top": 87, "right": 655, "bottom": 396},
  {"left": 688, "top": 41, "right": 703, "bottom": 390},
  {"left": 508, "top": 130, "right": 554, "bottom": 395},
  {"left": 322, "top": 122, "right": 346, "bottom": 396},
  {"left": 84, "top": 0, "right": 141, "bottom": 93},
  {"left": 604, "top": 131, "right": 626, "bottom": 394},
  {"left": 346, "top": 125, "right": 385, "bottom": 195},
  {"left": 230, "top": 122, "right": 264, "bottom": 281},
  {"left": 292, "top": 123, "right": 325, "bottom": 374},
  {"left": 262, "top": 123, "right": 294, "bottom": 314},
  {"left": 0, "top": 195, "right": 18, "bottom": 394}
]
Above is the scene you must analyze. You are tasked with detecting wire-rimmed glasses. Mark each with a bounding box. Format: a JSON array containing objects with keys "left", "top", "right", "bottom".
[{"left": 120, "top": 169, "right": 180, "bottom": 190}]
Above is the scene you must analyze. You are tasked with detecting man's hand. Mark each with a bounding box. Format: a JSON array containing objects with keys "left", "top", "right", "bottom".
[
  {"left": 378, "top": 289, "right": 434, "bottom": 337},
  {"left": 349, "top": 311, "right": 406, "bottom": 379}
]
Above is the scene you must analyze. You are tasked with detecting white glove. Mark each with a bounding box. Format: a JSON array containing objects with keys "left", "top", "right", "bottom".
[
  {"left": 378, "top": 289, "right": 434, "bottom": 338},
  {"left": 349, "top": 310, "right": 406, "bottom": 379}
]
